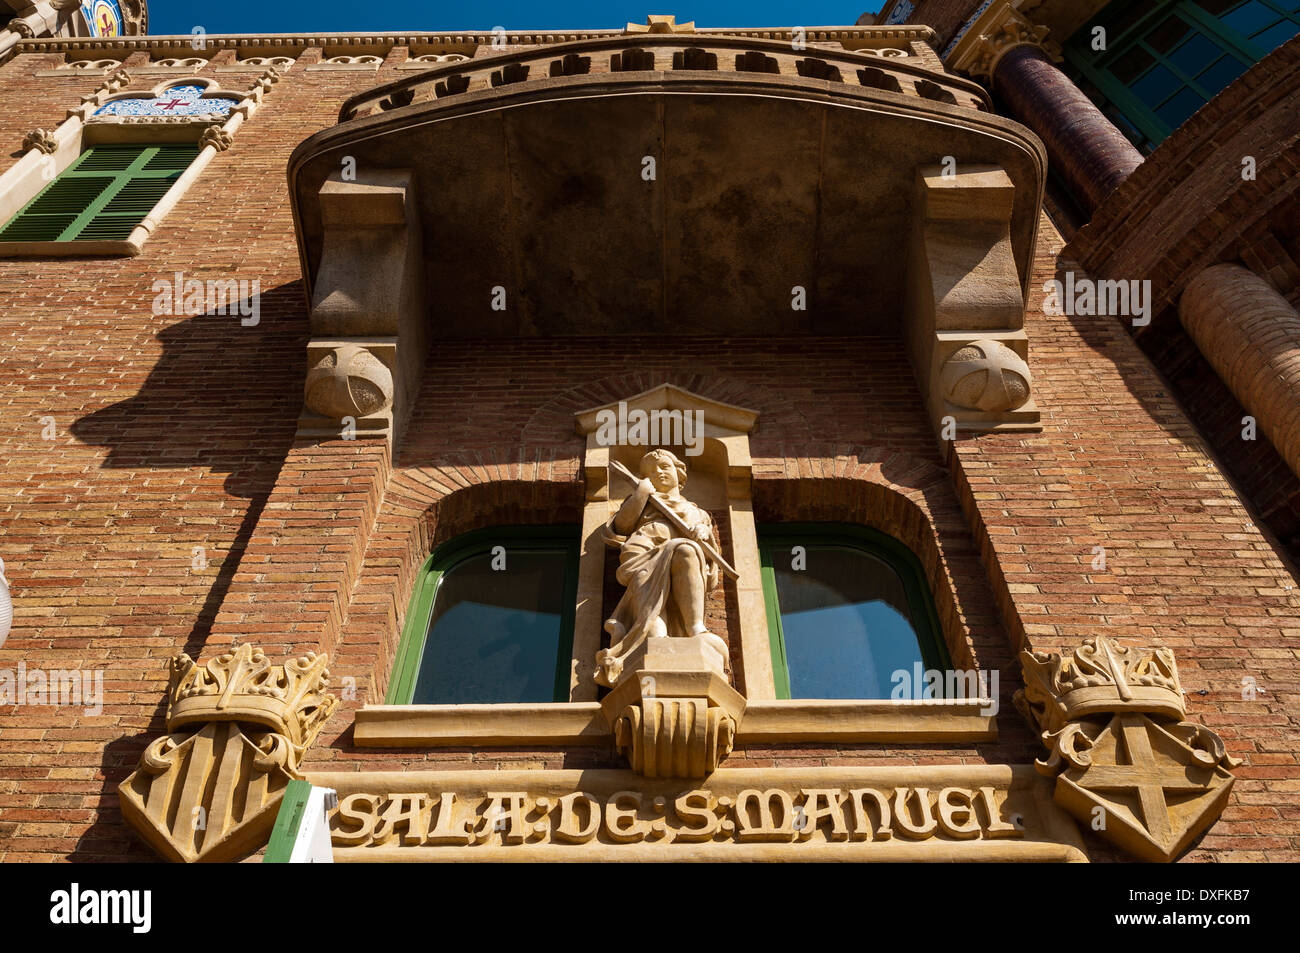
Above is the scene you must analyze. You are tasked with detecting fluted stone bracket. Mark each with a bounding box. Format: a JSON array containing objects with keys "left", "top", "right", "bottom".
[
  {"left": 1015, "top": 636, "right": 1240, "bottom": 862},
  {"left": 118, "top": 645, "right": 339, "bottom": 863},
  {"left": 600, "top": 636, "right": 746, "bottom": 779},
  {"left": 297, "top": 169, "right": 428, "bottom": 452},
  {"left": 906, "top": 164, "right": 1039, "bottom": 437},
  {"left": 947, "top": 1, "right": 1062, "bottom": 82}
]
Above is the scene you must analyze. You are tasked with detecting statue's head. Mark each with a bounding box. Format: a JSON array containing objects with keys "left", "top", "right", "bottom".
[{"left": 639, "top": 448, "right": 687, "bottom": 492}]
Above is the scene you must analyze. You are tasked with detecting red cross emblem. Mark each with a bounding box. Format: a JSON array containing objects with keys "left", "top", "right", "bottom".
[{"left": 157, "top": 98, "right": 188, "bottom": 112}]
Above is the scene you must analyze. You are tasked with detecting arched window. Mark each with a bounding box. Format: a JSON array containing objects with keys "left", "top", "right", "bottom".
[
  {"left": 758, "top": 524, "right": 950, "bottom": 699},
  {"left": 386, "top": 527, "right": 580, "bottom": 704},
  {"left": 1065, "top": 0, "right": 1300, "bottom": 152}
]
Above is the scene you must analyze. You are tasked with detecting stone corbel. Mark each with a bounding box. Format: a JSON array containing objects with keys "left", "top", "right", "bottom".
[
  {"left": 297, "top": 169, "right": 428, "bottom": 453},
  {"left": 600, "top": 636, "right": 745, "bottom": 779},
  {"left": 948, "top": 1, "right": 1062, "bottom": 82},
  {"left": 1016, "top": 636, "right": 1239, "bottom": 862},
  {"left": 118, "top": 645, "right": 339, "bottom": 862},
  {"left": 906, "top": 164, "right": 1039, "bottom": 438}
]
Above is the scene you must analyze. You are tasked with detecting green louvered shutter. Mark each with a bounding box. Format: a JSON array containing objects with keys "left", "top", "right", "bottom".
[{"left": 0, "top": 143, "right": 198, "bottom": 243}]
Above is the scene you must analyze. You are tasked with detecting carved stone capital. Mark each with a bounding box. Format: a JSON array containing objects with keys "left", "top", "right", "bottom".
[
  {"left": 5, "top": 18, "right": 35, "bottom": 39},
  {"left": 949, "top": 3, "right": 1062, "bottom": 82},
  {"left": 198, "top": 124, "right": 233, "bottom": 152},
  {"left": 21, "top": 128, "right": 58, "bottom": 155},
  {"left": 1016, "top": 637, "right": 1239, "bottom": 862},
  {"left": 120, "top": 646, "right": 339, "bottom": 862},
  {"left": 599, "top": 636, "right": 745, "bottom": 779}
]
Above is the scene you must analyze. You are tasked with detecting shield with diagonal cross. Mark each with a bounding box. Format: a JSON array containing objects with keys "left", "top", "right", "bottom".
[{"left": 1054, "top": 712, "right": 1235, "bottom": 862}]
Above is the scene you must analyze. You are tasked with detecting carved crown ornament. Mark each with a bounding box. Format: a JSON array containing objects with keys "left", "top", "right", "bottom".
[
  {"left": 1015, "top": 637, "right": 1239, "bottom": 862},
  {"left": 119, "top": 645, "right": 339, "bottom": 862}
]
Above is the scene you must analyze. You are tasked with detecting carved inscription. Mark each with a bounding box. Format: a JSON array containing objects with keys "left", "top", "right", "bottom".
[{"left": 331, "top": 785, "right": 1026, "bottom": 849}]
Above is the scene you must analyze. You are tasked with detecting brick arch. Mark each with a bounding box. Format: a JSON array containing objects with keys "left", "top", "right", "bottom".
[
  {"left": 318, "top": 455, "right": 582, "bottom": 736},
  {"left": 751, "top": 445, "right": 1011, "bottom": 675}
]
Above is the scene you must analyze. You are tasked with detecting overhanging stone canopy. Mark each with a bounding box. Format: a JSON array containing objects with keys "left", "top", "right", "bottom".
[
  {"left": 287, "top": 32, "right": 1048, "bottom": 446},
  {"left": 289, "top": 33, "right": 1044, "bottom": 336}
]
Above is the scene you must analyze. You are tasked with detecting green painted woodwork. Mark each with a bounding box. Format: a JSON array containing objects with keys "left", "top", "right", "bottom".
[
  {"left": 757, "top": 524, "right": 950, "bottom": 701},
  {"left": 0, "top": 143, "right": 197, "bottom": 243},
  {"left": 385, "top": 526, "right": 581, "bottom": 705}
]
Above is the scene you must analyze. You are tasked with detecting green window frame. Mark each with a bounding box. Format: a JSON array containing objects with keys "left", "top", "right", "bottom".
[
  {"left": 385, "top": 526, "right": 581, "bottom": 705},
  {"left": 758, "top": 523, "right": 951, "bottom": 700},
  {"left": 0, "top": 143, "right": 198, "bottom": 243},
  {"left": 1065, "top": 1, "right": 1300, "bottom": 152}
]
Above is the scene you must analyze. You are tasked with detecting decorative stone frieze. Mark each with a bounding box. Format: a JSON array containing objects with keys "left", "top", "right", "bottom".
[
  {"left": 1016, "top": 637, "right": 1239, "bottom": 862},
  {"left": 119, "top": 645, "right": 339, "bottom": 862}
]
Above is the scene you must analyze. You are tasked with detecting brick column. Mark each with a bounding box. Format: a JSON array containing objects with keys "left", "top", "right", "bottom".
[
  {"left": 1180, "top": 263, "right": 1300, "bottom": 480},
  {"left": 947, "top": 2, "right": 1143, "bottom": 216},
  {"left": 992, "top": 44, "right": 1143, "bottom": 215}
]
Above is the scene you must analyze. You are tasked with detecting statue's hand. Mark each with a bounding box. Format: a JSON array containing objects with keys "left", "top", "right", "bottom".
[{"left": 691, "top": 523, "right": 711, "bottom": 542}]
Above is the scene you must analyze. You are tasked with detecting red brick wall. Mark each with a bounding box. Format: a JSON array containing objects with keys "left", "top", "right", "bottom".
[{"left": 0, "top": 42, "right": 1295, "bottom": 865}]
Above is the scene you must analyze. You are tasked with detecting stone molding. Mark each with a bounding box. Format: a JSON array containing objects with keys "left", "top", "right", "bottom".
[
  {"left": 309, "top": 765, "right": 1086, "bottom": 861},
  {"left": 119, "top": 645, "right": 340, "bottom": 862},
  {"left": 15, "top": 25, "right": 938, "bottom": 58},
  {"left": 1017, "top": 636, "right": 1239, "bottom": 862},
  {"left": 352, "top": 698, "right": 999, "bottom": 747}
]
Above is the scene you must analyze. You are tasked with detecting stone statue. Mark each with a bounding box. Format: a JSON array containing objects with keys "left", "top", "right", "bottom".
[{"left": 595, "top": 449, "right": 733, "bottom": 686}]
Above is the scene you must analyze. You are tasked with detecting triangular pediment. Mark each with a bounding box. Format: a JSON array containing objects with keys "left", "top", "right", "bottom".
[{"left": 574, "top": 383, "right": 758, "bottom": 436}]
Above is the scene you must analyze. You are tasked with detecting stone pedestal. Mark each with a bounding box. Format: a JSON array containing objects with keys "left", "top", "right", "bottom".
[{"left": 600, "top": 636, "right": 746, "bottom": 779}]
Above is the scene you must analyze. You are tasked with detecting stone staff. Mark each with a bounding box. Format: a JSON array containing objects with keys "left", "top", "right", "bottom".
[{"left": 609, "top": 458, "right": 739, "bottom": 580}]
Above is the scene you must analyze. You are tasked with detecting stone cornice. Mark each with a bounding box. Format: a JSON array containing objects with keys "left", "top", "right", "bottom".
[{"left": 14, "top": 24, "right": 938, "bottom": 58}]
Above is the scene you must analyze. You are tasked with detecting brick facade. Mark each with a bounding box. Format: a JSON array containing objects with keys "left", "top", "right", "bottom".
[{"left": 0, "top": 30, "right": 1296, "bottom": 864}]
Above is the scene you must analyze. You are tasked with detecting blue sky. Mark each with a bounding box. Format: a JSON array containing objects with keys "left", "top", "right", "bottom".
[{"left": 147, "top": 2, "right": 885, "bottom": 35}]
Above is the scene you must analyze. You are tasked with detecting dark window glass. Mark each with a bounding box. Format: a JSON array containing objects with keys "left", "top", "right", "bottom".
[
  {"left": 1195, "top": 0, "right": 1245, "bottom": 15},
  {"left": 1168, "top": 31, "right": 1221, "bottom": 73},
  {"left": 1221, "top": 0, "right": 1279, "bottom": 33},
  {"left": 771, "top": 546, "right": 924, "bottom": 698},
  {"left": 1196, "top": 53, "right": 1249, "bottom": 90},
  {"left": 1130, "top": 61, "right": 1182, "bottom": 102},
  {"left": 1146, "top": 13, "right": 1195, "bottom": 51},
  {"left": 411, "top": 548, "right": 570, "bottom": 704},
  {"left": 1111, "top": 44, "right": 1156, "bottom": 82},
  {"left": 1154, "top": 85, "right": 1207, "bottom": 124},
  {"left": 1251, "top": 18, "right": 1300, "bottom": 48}
]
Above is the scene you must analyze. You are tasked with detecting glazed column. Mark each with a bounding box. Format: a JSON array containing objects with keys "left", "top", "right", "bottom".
[
  {"left": 1179, "top": 263, "right": 1300, "bottom": 480},
  {"left": 949, "top": 2, "right": 1143, "bottom": 215}
]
